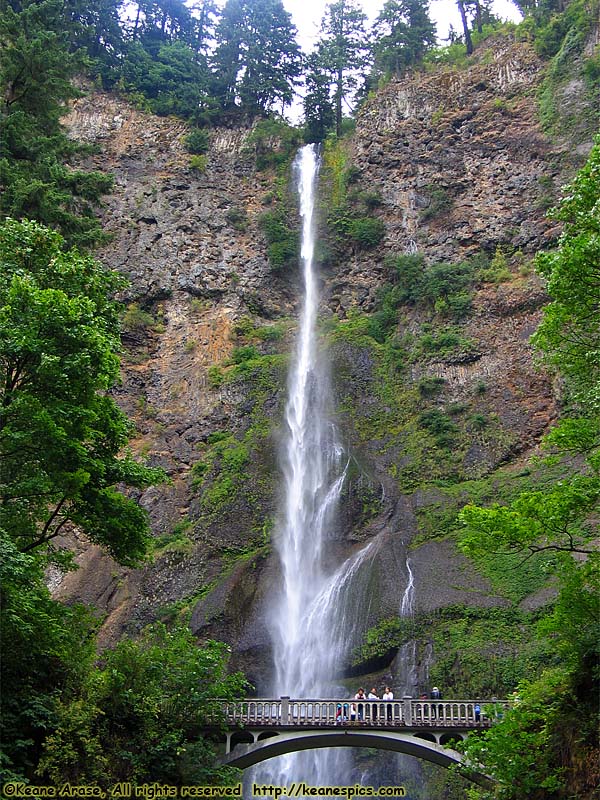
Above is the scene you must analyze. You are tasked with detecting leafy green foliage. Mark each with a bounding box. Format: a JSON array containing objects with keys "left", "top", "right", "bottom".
[
  {"left": 352, "top": 616, "right": 421, "bottom": 667},
  {"left": 427, "top": 608, "right": 553, "bottom": 700},
  {"left": 189, "top": 154, "right": 208, "bottom": 172},
  {"left": 354, "top": 606, "right": 553, "bottom": 699},
  {"left": 412, "top": 324, "right": 477, "bottom": 360},
  {"left": 460, "top": 554, "right": 600, "bottom": 800},
  {"left": 0, "top": 535, "right": 96, "bottom": 783},
  {"left": 417, "top": 376, "right": 446, "bottom": 397},
  {"left": 0, "top": 219, "right": 164, "bottom": 565},
  {"left": 418, "top": 409, "right": 459, "bottom": 448},
  {"left": 122, "top": 302, "right": 158, "bottom": 331},
  {"left": 247, "top": 118, "right": 304, "bottom": 170},
  {"left": 260, "top": 208, "right": 299, "bottom": 270},
  {"left": 371, "top": 0, "right": 437, "bottom": 77},
  {"left": 459, "top": 475, "right": 600, "bottom": 560},
  {"left": 461, "top": 668, "right": 570, "bottom": 798},
  {"left": 382, "top": 253, "right": 476, "bottom": 321},
  {"left": 534, "top": 0, "right": 600, "bottom": 136},
  {"left": 328, "top": 207, "right": 385, "bottom": 250},
  {"left": 311, "top": 0, "right": 370, "bottom": 134},
  {"left": 211, "top": 0, "right": 302, "bottom": 116},
  {"left": 347, "top": 216, "right": 386, "bottom": 247},
  {"left": 184, "top": 128, "right": 210, "bottom": 154},
  {"left": 532, "top": 136, "right": 600, "bottom": 410},
  {"left": 419, "top": 186, "right": 453, "bottom": 221},
  {"left": 303, "top": 51, "right": 336, "bottom": 143},
  {"left": 121, "top": 40, "right": 211, "bottom": 120},
  {"left": 455, "top": 139, "right": 600, "bottom": 798},
  {"left": 38, "top": 624, "right": 247, "bottom": 786}
]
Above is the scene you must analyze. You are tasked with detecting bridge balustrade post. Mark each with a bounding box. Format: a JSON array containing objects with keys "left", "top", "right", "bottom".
[
  {"left": 280, "top": 696, "right": 290, "bottom": 725},
  {"left": 403, "top": 695, "right": 412, "bottom": 726}
]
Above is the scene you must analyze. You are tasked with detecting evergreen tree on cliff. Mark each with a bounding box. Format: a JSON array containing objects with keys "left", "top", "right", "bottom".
[
  {"left": 313, "top": 0, "right": 371, "bottom": 136},
  {"left": 211, "top": 0, "right": 302, "bottom": 117},
  {"left": 303, "top": 51, "right": 337, "bottom": 143},
  {"left": 0, "top": 0, "right": 112, "bottom": 248},
  {"left": 371, "top": 0, "right": 437, "bottom": 76}
]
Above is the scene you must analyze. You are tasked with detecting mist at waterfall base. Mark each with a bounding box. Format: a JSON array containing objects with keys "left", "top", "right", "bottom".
[{"left": 247, "top": 146, "right": 425, "bottom": 797}]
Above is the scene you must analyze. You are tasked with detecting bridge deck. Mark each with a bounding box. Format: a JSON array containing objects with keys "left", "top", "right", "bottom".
[{"left": 218, "top": 697, "right": 505, "bottom": 731}]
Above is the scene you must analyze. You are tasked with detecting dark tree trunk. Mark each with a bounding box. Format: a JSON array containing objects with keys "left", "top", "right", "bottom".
[
  {"left": 474, "top": 0, "right": 483, "bottom": 34},
  {"left": 335, "top": 68, "right": 343, "bottom": 136},
  {"left": 457, "top": 0, "right": 473, "bottom": 55},
  {"left": 132, "top": 3, "right": 141, "bottom": 41}
]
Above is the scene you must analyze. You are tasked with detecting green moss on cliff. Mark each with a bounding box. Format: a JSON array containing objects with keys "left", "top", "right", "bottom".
[
  {"left": 191, "top": 319, "right": 288, "bottom": 537},
  {"left": 328, "top": 308, "right": 518, "bottom": 492},
  {"left": 353, "top": 606, "right": 555, "bottom": 698}
]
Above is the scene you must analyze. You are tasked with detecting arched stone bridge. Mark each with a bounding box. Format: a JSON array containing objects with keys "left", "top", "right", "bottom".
[{"left": 214, "top": 697, "right": 507, "bottom": 787}]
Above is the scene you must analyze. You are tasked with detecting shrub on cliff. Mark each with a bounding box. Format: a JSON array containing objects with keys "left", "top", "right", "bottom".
[{"left": 185, "top": 128, "right": 210, "bottom": 154}]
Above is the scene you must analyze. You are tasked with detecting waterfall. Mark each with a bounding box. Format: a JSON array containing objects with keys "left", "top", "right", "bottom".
[
  {"left": 400, "top": 559, "right": 415, "bottom": 618},
  {"left": 257, "top": 145, "right": 418, "bottom": 793},
  {"left": 261, "top": 144, "right": 361, "bottom": 788},
  {"left": 269, "top": 144, "right": 345, "bottom": 700},
  {"left": 398, "top": 558, "right": 418, "bottom": 697}
]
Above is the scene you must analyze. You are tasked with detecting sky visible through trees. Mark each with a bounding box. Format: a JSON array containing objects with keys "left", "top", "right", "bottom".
[
  {"left": 281, "top": 0, "right": 522, "bottom": 119},
  {"left": 280, "top": 0, "right": 522, "bottom": 50},
  {"left": 116, "top": 0, "right": 523, "bottom": 121}
]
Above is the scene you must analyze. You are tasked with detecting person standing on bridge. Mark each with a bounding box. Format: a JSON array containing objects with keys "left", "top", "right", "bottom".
[
  {"left": 430, "top": 686, "right": 442, "bottom": 718},
  {"left": 382, "top": 686, "right": 394, "bottom": 722},
  {"left": 354, "top": 687, "right": 366, "bottom": 720},
  {"left": 368, "top": 687, "right": 379, "bottom": 721}
]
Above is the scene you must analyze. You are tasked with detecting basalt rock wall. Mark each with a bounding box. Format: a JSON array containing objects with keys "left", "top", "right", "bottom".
[{"left": 56, "top": 33, "right": 595, "bottom": 689}]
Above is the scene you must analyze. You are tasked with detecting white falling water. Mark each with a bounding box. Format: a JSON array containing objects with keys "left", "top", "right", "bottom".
[
  {"left": 400, "top": 559, "right": 415, "bottom": 618},
  {"left": 398, "top": 558, "right": 418, "bottom": 697},
  {"left": 270, "top": 144, "right": 346, "bottom": 701},
  {"left": 263, "top": 144, "right": 372, "bottom": 788}
]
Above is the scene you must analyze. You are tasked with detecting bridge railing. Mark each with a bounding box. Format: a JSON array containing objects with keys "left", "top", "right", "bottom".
[{"left": 219, "top": 698, "right": 507, "bottom": 728}]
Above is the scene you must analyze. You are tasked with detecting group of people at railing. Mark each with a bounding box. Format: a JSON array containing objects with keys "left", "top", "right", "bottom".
[
  {"left": 336, "top": 685, "right": 395, "bottom": 724},
  {"left": 222, "top": 689, "right": 499, "bottom": 728}
]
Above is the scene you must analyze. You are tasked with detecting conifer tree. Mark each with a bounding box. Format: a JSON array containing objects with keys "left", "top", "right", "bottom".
[
  {"left": 0, "top": 0, "right": 112, "bottom": 248},
  {"left": 313, "top": 0, "right": 370, "bottom": 136},
  {"left": 212, "top": 0, "right": 302, "bottom": 116},
  {"left": 303, "top": 52, "right": 336, "bottom": 142},
  {"left": 457, "top": 0, "right": 474, "bottom": 54},
  {"left": 371, "top": 0, "right": 437, "bottom": 76}
]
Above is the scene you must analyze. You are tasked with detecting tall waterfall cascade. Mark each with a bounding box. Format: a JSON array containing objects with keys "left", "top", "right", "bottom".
[
  {"left": 258, "top": 144, "right": 415, "bottom": 790},
  {"left": 262, "top": 144, "right": 359, "bottom": 785}
]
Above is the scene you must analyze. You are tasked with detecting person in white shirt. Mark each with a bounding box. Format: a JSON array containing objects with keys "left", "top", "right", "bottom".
[
  {"left": 367, "top": 687, "right": 379, "bottom": 722},
  {"left": 382, "top": 686, "right": 394, "bottom": 722},
  {"left": 354, "top": 687, "right": 366, "bottom": 720}
]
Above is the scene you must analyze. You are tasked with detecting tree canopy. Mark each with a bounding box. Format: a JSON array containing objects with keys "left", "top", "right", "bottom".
[
  {"left": 311, "top": 0, "right": 371, "bottom": 136},
  {"left": 532, "top": 138, "right": 600, "bottom": 412},
  {"left": 371, "top": 0, "right": 437, "bottom": 77},
  {"left": 211, "top": 0, "right": 302, "bottom": 116},
  {"left": 0, "top": 218, "right": 164, "bottom": 565},
  {"left": 37, "top": 624, "right": 247, "bottom": 786}
]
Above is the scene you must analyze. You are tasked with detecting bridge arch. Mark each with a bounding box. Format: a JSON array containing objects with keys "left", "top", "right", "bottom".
[{"left": 219, "top": 730, "right": 492, "bottom": 788}]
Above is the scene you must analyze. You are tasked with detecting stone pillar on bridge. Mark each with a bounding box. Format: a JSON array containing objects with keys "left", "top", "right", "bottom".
[
  {"left": 281, "top": 696, "right": 290, "bottom": 725},
  {"left": 403, "top": 695, "right": 412, "bottom": 726}
]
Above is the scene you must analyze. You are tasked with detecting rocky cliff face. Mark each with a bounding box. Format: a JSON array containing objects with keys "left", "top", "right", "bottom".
[{"left": 57, "top": 33, "right": 593, "bottom": 688}]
